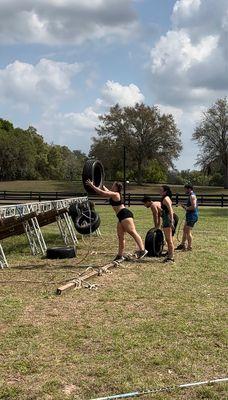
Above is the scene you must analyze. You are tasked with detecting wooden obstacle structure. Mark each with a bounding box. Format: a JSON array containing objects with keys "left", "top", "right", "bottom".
[{"left": 0, "top": 197, "right": 87, "bottom": 268}]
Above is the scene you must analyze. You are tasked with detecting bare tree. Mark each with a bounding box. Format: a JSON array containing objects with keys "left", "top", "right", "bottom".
[{"left": 193, "top": 98, "right": 228, "bottom": 188}]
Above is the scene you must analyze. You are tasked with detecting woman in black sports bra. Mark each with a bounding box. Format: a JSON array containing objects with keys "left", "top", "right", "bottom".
[{"left": 86, "top": 180, "right": 147, "bottom": 261}]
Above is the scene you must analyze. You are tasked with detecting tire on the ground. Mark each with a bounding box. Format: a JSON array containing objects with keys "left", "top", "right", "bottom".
[
  {"left": 46, "top": 246, "right": 76, "bottom": 259},
  {"left": 82, "top": 159, "right": 104, "bottom": 194},
  {"left": 145, "top": 228, "right": 164, "bottom": 257},
  {"left": 74, "top": 210, "right": 100, "bottom": 235}
]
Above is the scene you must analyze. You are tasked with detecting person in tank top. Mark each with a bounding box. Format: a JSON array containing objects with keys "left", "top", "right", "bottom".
[{"left": 176, "top": 183, "right": 198, "bottom": 251}]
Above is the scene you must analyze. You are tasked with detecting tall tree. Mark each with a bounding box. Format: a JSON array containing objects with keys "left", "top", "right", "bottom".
[
  {"left": 90, "top": 103, "right": 182, "bottom": 184},
  {"left": 193, "top": 98, "right": 228, "bottom": 188}
]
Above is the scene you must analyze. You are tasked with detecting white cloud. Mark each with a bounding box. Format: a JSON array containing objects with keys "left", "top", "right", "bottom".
[
  {"left": 0, "top": 59, "right": 82, "bottom": 108},
  {"left": 149, "top": 0, "right": 228, "bottom": 108},
  {"left": 36, "top": 80, "right": 145, "bottom": 150},
  {"left": 173, "top": 0, "right": 201, "bottom": 20},
  {"left": 148, "top": 0, "right": 228, "bottom": 169},
  {"left": 155, "top": 104, "right": 183, "bottom": 124},
  {"left": 37, "top": 107, "right": 100, "bottom": 151},
  {"left": 0, "top": 0, "right": 138, "bottom": 45},
  {"left": 101, "top": 80, "right": 145, "bottom": 107},
  {"left": 151, "top": 30, "right": 218, "bottom": 73}
]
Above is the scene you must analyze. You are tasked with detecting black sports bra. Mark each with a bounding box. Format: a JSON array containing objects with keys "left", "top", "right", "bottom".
[{"left": 109, "top": 197, "right": 123, "bottom": 206}]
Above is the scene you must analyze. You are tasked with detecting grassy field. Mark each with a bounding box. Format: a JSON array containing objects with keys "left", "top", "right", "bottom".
[
  {"left": 0, "top": 180, "right": 227, "bottom": 195},
  {"left": 0, "top": 206, "right": 227, "bottom": 399}
]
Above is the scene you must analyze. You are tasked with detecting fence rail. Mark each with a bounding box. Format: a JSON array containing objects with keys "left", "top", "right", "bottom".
[{"left": 0, "top": 191, "right": 227, "bottom": 207}]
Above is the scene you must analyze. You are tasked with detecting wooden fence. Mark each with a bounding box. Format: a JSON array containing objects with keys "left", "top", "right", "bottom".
[{"left": 0, "top": 191, "right": 228, "bottom": 207}]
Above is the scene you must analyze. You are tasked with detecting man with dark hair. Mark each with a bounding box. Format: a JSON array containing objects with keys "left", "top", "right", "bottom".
[
  {"left": 176, "top": 183, "right": 198, "bottom": 251},
  {"left": 142, "top": 196, "right": 162, "bottom": 229}
]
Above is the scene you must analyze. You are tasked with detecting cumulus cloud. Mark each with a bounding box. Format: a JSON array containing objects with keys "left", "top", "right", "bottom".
[
  {"left": 149, "top": 0, "right": 228, "bottom": 109},
  {"left": 101, "top": 80, "right": 145, "bottom": 107},
  {"left": 0, "top": 0, "right": 138, "bottom": 45},
  {"left": 0, "top": 58, "right": 82, "bottom": 108},
  {"left": 147, "top": 0, "right": 228, "bottom": 169},
  {"left": 37, "top": 107, "right": 100, "bottom": 151},
  {"left": 37, "top": 80, "right": 145, "bottom": 149}
]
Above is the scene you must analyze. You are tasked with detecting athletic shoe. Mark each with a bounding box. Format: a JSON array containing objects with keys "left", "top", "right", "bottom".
[
  {"left": 175, "top": 244, "right": 186, "bottom": 250},
  {"left": 135, "top": 249, "right": 148, "bottom": 259},
  {"left": 163, "top": 257, "right": 175, "bottom": 263},
  {"left": 113, "top": 255, "right": 125, "bottom": 262},
  {"left": 187, "top": 247, "right": 192, "bottom": 251}
]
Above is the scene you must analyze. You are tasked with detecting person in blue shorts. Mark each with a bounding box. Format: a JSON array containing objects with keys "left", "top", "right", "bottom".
[{"left": 176, "top": 183, "right": 198, "bottom": 251}]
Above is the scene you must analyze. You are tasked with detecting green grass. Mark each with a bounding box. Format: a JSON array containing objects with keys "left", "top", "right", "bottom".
[
  {"left": 0, "top": 180, "right": 227, "bottom": 194},
  {"left": 0, "top": 206, "right": 227, "bottom": 399}
]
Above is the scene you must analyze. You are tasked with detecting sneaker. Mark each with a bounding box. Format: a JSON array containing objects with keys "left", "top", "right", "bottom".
[
  {"left": 187, "top": 247, "right": 192, "bottom": 251},
  {"left": 135, "top": 249, "right": 148, "bottom": 259},
  {"left": 113, "top": 254, "right": 125, "bottom": 262},
  {"left": 163, "top": 257, "right": 175, "bottom": 263},
  {"left": 175, "top": 244, "right": 186, "bottom": 250}
]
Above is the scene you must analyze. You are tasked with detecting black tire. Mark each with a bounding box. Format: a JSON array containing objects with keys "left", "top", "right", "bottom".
[
  {"left": 82, "top": 159, "right": 104, "bottom": 194},
  {"left": 74, "top": 210, "right": 100, "bottom": 235},
  {"left": 145, "top": 228, "right": 164, "bottom": 257},
  {"left": 68, "top": 202, "right": 81, "bottom": 219},
  {"left": 46, "top": 246, "right": 76, "bottom": 259}
]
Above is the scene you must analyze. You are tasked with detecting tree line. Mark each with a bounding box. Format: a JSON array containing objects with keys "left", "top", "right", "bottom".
[
  {"left": 0, "top": 97, "right": 227, "bottom": 188},
  {"left": 0, "top": 120, "right": 87, "bottom": 181}
]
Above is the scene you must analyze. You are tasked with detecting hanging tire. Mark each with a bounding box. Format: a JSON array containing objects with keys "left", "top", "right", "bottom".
[
  {"left": 74, "top": 210, "right": 100, "bottom": 235},
  {"left": 46, "top": 246, "right": 76, "bottom": 259},
  {"left": 145, "top": 228, "right": 164, "bottom": 257},
  {"left": 68, "top": 202, "right": 81, "bottom": 219},
  {"left": 82, "top": 159, "right": 104, "bottom": 194}
]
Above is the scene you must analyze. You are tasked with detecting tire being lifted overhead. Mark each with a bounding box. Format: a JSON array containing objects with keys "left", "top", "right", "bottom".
[
  {"left": 145, "top": 228, "right": 164, "bottom": 257},
  {"left": 82, "top": 159, "right": 104, "bottom": 194},
  {"left": 46, "top": 246, "right": 76, "bottom": 259}
]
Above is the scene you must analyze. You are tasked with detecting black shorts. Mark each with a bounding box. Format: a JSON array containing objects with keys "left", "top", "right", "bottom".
[{"left": 117, "top": 208, "right": 134, "bottom": 222}]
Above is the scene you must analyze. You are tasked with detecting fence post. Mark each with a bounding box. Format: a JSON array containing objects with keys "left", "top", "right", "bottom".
[
  {"left": 128, "top": 193, "right": 131, "bottom": 207},
  {"left": 221, "top": 194, "right": 224, "bottom": 207},
  {"left": 175, "top": 192, "right": 179, "bottom": 206}
]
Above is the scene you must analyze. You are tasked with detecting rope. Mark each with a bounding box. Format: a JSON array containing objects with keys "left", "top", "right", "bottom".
[{"left": 90, "top": 377, "right": 228, "bottom": 400}]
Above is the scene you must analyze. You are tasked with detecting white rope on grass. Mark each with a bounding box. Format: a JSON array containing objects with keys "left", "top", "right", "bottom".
[{"left": 89, "top": 377, "right": 228, "bottom": 400}]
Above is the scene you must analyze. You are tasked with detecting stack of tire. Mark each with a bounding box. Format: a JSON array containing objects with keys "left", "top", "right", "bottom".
[
  {"left": 68, "top": 200, "right": 100, "bottom": 235},
  {"left": 69, "top": 158, "right": 104, "bottom": 235}
]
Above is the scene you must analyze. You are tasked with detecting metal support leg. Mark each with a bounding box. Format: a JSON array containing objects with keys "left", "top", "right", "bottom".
[
  {"left": 23, "top": 217, "right": 47, "bottom": 256},
  {"left": 0, "top": 244, "right": 8, "bottom": 269},
  {"left": 56, "top": 212, "right": 78, "bottom": 246}
]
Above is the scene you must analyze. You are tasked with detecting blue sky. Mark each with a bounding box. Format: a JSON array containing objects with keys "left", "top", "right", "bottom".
[{"left": 0, "top": 0, "right": 227, "bottom": 170}]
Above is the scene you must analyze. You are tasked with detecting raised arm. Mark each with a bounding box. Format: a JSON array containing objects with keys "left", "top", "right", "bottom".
[{"left": 86, "top": 180, "right": 118, "bottom": 198}]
